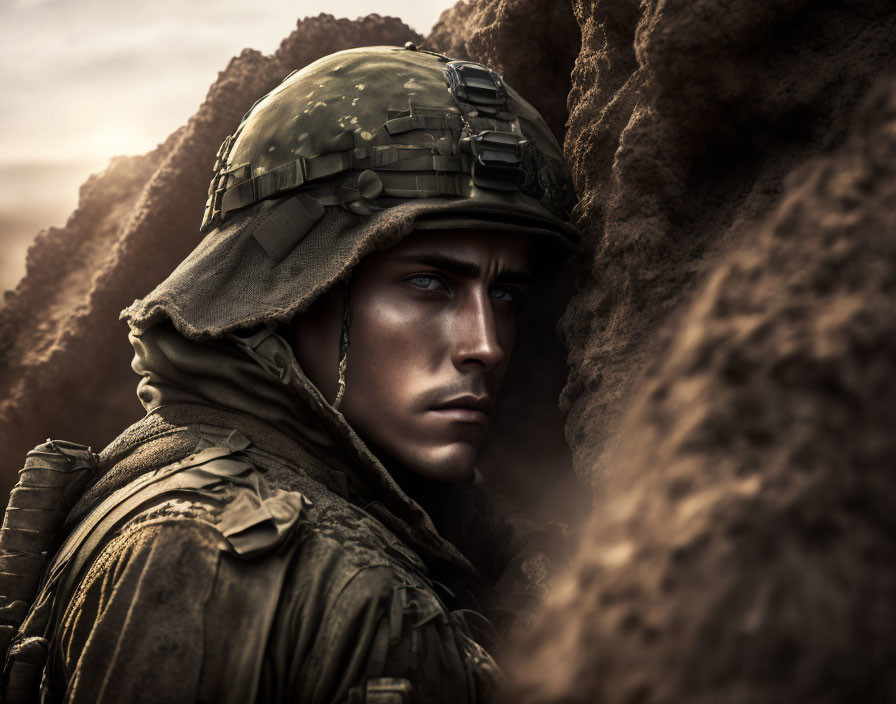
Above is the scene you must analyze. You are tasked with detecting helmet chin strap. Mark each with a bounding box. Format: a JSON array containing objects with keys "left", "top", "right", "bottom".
[{"left": 333, "top": 279, "right": 352, "bottom": 410}]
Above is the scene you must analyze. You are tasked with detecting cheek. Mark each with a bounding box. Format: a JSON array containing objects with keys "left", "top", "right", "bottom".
[
  {"left": 357, "top": 293, "right": 448, "bottom": 359},
  {"left": 346, "top": 297, "right": 440, "bottom": 407},
  {"left": 499, "top": 318, "right": 517, "bottom": 356}
]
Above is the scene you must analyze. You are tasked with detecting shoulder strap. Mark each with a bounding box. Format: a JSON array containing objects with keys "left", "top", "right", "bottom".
[
  {"left": 51, "top": 438, "right": 309, "bottom": 630},
  {"left": 50, "top": 445, "right": 238, "bottom": 608},
  {"left": 0, "top": 440, "right": 98, "bottom": 657},
  {"left": 4, "top": 430, "right": 310, "bottom": 703}
]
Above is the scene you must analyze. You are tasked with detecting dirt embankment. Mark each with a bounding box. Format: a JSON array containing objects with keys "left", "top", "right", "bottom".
[
  {"left": 558, "top": 0, "right": 896, "bottom": 488},
  {"left": 501, "top": 0, "right": 896, "bottom": 701},
  {"left": 507, "top": 72, "right": 896, "bottom": 703},
  {"left": 0, "top": 15, "right": 421, "bottom": 497},
  {"left": 4, "top": 1, "right": 896, "bottom": 700}
]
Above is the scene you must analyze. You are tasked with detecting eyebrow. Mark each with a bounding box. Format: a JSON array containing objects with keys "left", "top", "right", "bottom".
[{"left": 397, "top": 253, "right": 531, "bottom": 286}]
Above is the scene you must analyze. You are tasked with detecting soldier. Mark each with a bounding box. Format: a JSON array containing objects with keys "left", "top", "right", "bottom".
[{"left": 0, "top": 45, "right": 579, "bottom": 703}]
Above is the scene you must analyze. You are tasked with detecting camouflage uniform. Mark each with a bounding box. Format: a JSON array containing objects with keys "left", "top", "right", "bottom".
[{"left": 0, "top": 46, "right": 578, "bottom": 703}]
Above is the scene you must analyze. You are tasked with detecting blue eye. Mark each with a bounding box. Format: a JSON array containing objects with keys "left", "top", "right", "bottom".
[
  {"left": 490, "top": 287, "right": 517, "bottom": 303},
  {"left": 408, "top": 275, "right": 443, "bottom": 291}
]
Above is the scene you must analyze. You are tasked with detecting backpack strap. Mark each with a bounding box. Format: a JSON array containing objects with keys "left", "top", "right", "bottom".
[
  {"left": 0, "top": 441, "right": 98, "bottom": 657},
  {"left": 2, "top": 429, "right": 308, "bottom": 703}
]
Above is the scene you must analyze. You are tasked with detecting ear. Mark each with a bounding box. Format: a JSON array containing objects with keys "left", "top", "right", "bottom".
[{"left": 289, "top": 285, "right": 345, "bottom": 402}]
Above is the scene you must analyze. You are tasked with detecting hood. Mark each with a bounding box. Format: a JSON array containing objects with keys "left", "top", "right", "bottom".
[
  {"left": 120, "top": 191, "right": 576, "bottom": 520},
  {"left": 127, "top": 320, "right": 498, "bottom": 579}
]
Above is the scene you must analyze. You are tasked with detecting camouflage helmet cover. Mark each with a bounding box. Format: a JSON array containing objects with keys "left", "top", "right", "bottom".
[
  {"left": 200, "top": 45, "right": 579, "bottom": 258},
  {"left": 122, "top": 45, "right": 579, "bottom": 340}
]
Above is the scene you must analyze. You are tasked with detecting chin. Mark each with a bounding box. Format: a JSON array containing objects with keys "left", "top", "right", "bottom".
[{"left": 404, "top": 444, "right": 477, "bottom": 483}]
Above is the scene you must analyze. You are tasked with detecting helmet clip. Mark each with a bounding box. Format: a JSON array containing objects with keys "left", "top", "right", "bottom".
[
  {"left": 444, "top": 61, "right": 507, "bottom": 116},
  {"left": 461, "top": 131, "right": 528, "bottom": 191}
]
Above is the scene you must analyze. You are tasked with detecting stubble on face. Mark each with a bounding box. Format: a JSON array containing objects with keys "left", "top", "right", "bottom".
[{"left": 293, "top": 228, "right": 531, "bottom": 483}]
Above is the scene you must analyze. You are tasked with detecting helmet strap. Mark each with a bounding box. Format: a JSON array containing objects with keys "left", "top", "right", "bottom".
[{"left": 332, "top": 279, "right": 352, "bottom": 410}]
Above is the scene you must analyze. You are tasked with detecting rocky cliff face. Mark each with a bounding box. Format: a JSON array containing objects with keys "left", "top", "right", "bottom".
[
  {"left": 558, "top": 0, "right": 896, "bottom": 489},
  {"left": 504, "top": 0, "right": 896, "bottom": 701},
  {"left": 3, "top": 1, "right": 896, "bottom": 700},
  {"left": 506, "top": 74, "right": 896, "bottom": 704}
]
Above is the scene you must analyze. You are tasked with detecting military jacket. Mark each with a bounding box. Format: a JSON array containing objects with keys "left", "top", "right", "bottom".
[
  {"left": 8, "top": 401, "right": 550, "bottom": 704},
  {"left": 1, "top": 322, "right": 566, "bottom": 704}
]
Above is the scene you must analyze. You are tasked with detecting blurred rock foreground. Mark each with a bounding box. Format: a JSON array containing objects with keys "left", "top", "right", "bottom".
[{"left": 3, "top": 1, "right": 896, "bottom": 701}]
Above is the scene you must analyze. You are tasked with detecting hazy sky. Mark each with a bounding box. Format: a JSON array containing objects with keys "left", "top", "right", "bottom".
[{"left": 0, "top": 0, "right": 452, "bottom": 291}]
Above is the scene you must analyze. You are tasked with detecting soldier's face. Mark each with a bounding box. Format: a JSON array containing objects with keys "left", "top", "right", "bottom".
[{"left": 293, "top": 228, "right": 531, "bottom": 482}]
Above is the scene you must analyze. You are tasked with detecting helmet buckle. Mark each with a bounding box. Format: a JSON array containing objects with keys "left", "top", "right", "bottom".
[
  {"left": 444, "top": 61, "right": 507, "bottom": 116},
  {"left": 462, "top": 131, "right": 528, "bottom": 191}
]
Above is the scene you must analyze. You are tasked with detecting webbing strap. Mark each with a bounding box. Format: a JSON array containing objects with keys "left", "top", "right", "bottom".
[
  {"left": 302, "top": 170, "right": 470, "bottom": 206},
  {"left": 219, "top": 147, "right": 474, "bottom": 217},
  {"left": 48, "top": 446, "right": 235, "bottom": 610},
  {"left": 378, "top": 172, "right": 469, "bottom": 199},
  {"left": 220, "top": 151, "right": 356, "bottom": 217},
  {"left": 384, "top": 112, "right": 464, "bottom": 135}
]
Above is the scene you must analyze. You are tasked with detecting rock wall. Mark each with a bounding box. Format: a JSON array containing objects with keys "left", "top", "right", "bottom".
[
  {"left": 500, "top": 0, "right": 896, "bottom": 701},
  {"left": 506, "top": 75, "right": 896, "bottom": 703},
  {"left": 559, "top": 0, "right": 896, "bottom": 489}
]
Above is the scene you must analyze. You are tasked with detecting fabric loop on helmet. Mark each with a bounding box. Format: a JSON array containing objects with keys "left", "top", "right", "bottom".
[
  {"left": 251, "top": 194, "right": 325, "bottom": 263},
  {"left": 198, "top": 46, "right": 579, "bottom": 243},
  {"left": 217, "top": 146, "right": 479, "bottom": 220},
  {"left": 384, "top": 112, "right": 464, "bottom": 136},
  {"left": 219, "top": 150, "right": 354, "bottom": 218}
]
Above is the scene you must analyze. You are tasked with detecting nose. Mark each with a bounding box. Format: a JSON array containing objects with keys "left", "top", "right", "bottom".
[{"left": 451, "top": 288, "right": 505, "bottom": 371}]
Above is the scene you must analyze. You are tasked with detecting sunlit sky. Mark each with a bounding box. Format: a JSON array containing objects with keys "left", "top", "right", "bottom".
[{"left": 0, "top": 0, "right": 452, "bottom": 291}]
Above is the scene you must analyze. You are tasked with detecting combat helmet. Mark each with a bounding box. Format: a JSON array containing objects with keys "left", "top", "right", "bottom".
[
  {"left": 123, "top": 44, "right": 578, "bottom": 340},
  {"left": 201, "top": 44, "right": 578, "bottom": 258}
]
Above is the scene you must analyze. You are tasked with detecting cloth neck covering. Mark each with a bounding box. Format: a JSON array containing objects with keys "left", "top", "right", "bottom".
[{"left": 129, "top": 322, "right": 484, "bottom": 578}]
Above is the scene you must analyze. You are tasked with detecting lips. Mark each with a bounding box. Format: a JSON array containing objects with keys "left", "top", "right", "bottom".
[{"left": 430, "top": 394, "right": 492, "bottom": 423}]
